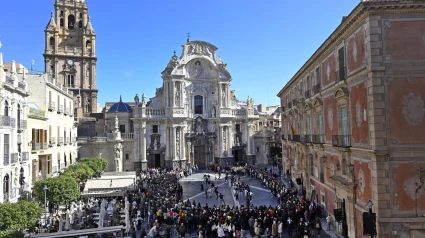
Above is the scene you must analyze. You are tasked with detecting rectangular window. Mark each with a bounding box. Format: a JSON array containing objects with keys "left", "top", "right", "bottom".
[
  {"left": 236, "top": 124, "right": 241, "bottom": 132},
  {"left": 306, "top": 76, "right": 311, "bottom": 90},
  {"left": 119, "top": 125, "right": 125, "bottom": 133},
  {"left": 152, "top": 125, "right": 159, "bottom": 134},
  {"left": 125, "top": 153, "right": 129, "bottom": 160},
  {"left": 194, "top": 95, "right": 203, "bottom": 114},
  {"left": 340, "top": 107, "right": 348, "bottom": 135},
  {"left": 316, "top": 67, "right": 321, "bottom": 85},
  {"left": 4, "top": 134, "right": 9, "bottom": 158},
  {"left": 318, "top": 113, "right": 323, "bottom": 135}
]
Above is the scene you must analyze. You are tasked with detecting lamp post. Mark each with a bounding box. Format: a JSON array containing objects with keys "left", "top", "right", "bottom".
[
  {"left": 366, "top": 200, "right": 375, "bottom": 238},
  {"left": 415, "top": 168, "right": 425, "bottom": 217},
  {"left": 43, "top": 185, "right": 48, "bottom": 228}
]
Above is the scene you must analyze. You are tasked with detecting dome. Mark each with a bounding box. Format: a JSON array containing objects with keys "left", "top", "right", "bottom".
[{"left": 107, "top": 96, "right": 132, "bottom": 113}]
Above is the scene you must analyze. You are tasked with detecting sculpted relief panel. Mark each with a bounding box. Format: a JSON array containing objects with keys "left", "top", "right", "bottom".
[
  {"left": 321, "top": 52, "right": 336, "bottom": 88},
  {"left": 350, "top": 82, "right": 369, "bottom": 145},
  {"left": 393, "top": 163, "right": 425, "bottom": 211},
  {"left": 402, "top": 93, "right": 424, "bottom": 127},
  {"left": 346, "top": 29, "right": 365, "bottom": 74},
  {"left": 187, "top": 59, "right": 217, "bottom": 79}
]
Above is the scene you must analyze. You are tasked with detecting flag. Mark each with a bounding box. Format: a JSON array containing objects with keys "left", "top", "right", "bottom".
[{"left": 290, "top": 123, "right": 296, "bottom": 135}]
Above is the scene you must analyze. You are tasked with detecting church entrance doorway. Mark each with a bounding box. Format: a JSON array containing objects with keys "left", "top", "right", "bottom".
[
  {"left": 154, "top": 154, "right": 161, "bottom": 168},
  {"left": 194, "top": 145, "right": 206, "bottom": 170}
]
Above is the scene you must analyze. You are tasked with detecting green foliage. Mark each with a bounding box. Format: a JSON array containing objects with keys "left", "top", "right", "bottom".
[
  {"left": 33, "top": 175, "right": 80, "bottom": 205},
  {"left": 62, "top": 163, "right": 94, "bottom": 183},
  {"left": 0, "top": 201, "right": 43, "bottom": 237},
  {"left": 78, "top": 157, "right": 108, "bottom": 175}
]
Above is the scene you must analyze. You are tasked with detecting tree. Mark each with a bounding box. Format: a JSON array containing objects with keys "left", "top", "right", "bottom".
[
  {"left": 33, "top": 175, "right": 80, "bottom": 205},
  {"left": 79, "top": 157, "right": 108, "bottom": 176},
  {"left": 0, "top": 201, "right": 43, "bottom": 238},
  {"left": 62, "top": 163, "right": 94, "bottom": 183}
]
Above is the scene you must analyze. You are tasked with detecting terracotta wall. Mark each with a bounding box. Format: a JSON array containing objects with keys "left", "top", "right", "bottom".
[
  {"left": 321, "top": 52, "right": 336, "bottom": 88},
  {"left": 349, "top": 81, "right": 369, "bottom": 145},
  {"left": 324, "top": 96, "right": 338, "bottom": 142},
  {"left": 346, "top": 29, "right": 365, "bottom": 74},
  {"left": 354, "top": 160, "right": 372, "bottom": 203},
  {"left": 388, "top": 78, "right": 425, "bottom": 145},
  {"left": 384, "top": 20, "right": 425, "bottom": 61},
  {"left": 392, "top": 163, "right": 425, "bottom": 212}
]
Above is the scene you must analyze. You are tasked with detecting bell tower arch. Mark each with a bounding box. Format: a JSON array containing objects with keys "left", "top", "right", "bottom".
[{"left": 43, "top": 0, "right": 98, "bottom": 117}]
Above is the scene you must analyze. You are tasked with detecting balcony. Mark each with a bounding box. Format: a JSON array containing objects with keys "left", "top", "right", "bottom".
[
  {"left": 335, "top": 67, "right": 347, "bottom": 83},
  {"left": 305, "top": 90, "right": 311, "bottom": 99},
  {"left": 21, "top": 152, "right": 29, "bottom": 162},
  {"left": 305, "top": 134, "right": 313, "bottom": 143},
  {"left": 122, "top": 133, "right": 134, "bottom": 140},
  {"left": 288, "top": 134, "right": 300, "bottom": 142},
  {"left": 49, "top": 137, "right": 56, "bottom": 147},
  {"left": 332, "top": 135, "right": 351, "bottom": 148},
  {"left": 59, "top": 137, "right": 64, "bottom": 145},
  {"left": 17, "top": 120, "right": 27, "bottom": 132},
  {"left": 0, "top": 116, "right": 16, "bottom": 127},
  {"left": 64, "top": 107, "right": 69, "bottom": 116},
  {"left": 10, "top": 153, "right": 19, "bottom": 164},
  {"left": 312, "top": 83, "right": 321, "bottom": 95},
  {"left": 32, "top": 143, "right": 41, "bottom": 151},
  {"left": 57, "top": 105, "right": 64, "bottom": 114},
  {"left": 18, "top": 81, "right": 26, "bottom": 91},
  {"left": 300, "top": 135, "right": 306, "bottom": 143},
  {"left": 42, "top": 142, "right": 49, "bottom": 149},
  {"left": 288, "top": 102, "right": 292, "bottom": 108},
  {"left": 3, "top": 154, "right": 9, "bottom": 166},
  {"left": 64, "top": 138, "right": 68, "bottom": 145},
  {"left": 313, "top": 135, "right": 324, "bottom": 144},
  {"left": 48, "top": 102, "right": 56, "bottom": 112}
]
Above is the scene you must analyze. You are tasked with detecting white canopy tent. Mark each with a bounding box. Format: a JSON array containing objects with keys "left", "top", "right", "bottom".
[{"left": 81, "top": 172, "right": 136, "bottom": 198}]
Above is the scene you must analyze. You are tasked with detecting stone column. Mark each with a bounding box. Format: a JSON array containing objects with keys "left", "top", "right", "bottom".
[
  {"left": 180, "top": 127, "right": 186, "bottom": 168},
  {"left": 246, "top": 124, "right": 251, "bottom": 155},
  {"left": 140, "top": 122, "right": 147, "bottom": 171}
]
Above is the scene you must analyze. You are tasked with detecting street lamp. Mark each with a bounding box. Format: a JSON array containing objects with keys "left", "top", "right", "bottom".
[
  {"left": 43, "top": 185, "right": 48, "bottom": 228},
  {"left": 415, "top": 168, "right": 425, "bottom": 217}
]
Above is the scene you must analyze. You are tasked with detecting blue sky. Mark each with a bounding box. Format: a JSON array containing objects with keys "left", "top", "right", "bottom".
[{"left": 0, "top": 0, "right": 360, "bottom": 108}]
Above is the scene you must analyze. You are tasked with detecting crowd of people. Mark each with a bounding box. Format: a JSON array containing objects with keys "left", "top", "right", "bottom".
[{"left": 122, "top": 165, "right": 327, "bottom": 238}]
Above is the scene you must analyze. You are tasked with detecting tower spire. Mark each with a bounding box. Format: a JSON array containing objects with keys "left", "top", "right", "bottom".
[{"left": 46, "top": 11, "right": 57, "bottom": 29}]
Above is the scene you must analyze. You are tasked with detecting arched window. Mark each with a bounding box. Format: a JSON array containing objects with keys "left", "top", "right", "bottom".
[
  {"left": 49, "top": 37, "right": 55, "bottom": 47},
  {"left": 68, "top": 14, "right": 75, "bottom": 30},
  {"left": 4, "top": 100, "right": 9, "bottom": 116},
  {"left": 86, "top": 40, "right": 92, "bottom": 50},
  {"left": 67, "top": 75, "right": 74, "bottom": 87},
  {"left": 60, "top": 18, "right": 64, "bottom": 27},
  {"left": 194, "top": 95, "right": 203, "bottom": 114},
  {"left": 3, "top": 174, "right": 9, "bottom": 195},
  {"left": 78, "top": 20, "right": 82, "bottom": 29}
]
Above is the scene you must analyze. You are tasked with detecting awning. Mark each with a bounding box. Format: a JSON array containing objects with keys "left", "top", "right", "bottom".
[
  {"left": 80, "top": 190, "right": 125, "bottom": 198},
  {"left": 28, "top": 225, "right": 123, "bottom": 237}
]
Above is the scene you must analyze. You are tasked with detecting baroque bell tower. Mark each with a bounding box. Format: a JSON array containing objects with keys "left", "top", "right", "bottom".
[{"left": 43, "top": 0, "right": 98, "bottom": 117}]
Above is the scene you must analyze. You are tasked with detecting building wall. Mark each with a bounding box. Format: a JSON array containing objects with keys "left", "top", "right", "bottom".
[{"left": 278, "top": 2, "right": 425, "bottom": 237}]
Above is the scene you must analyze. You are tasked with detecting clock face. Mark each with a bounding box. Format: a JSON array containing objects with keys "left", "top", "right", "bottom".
[{"left": 67, "top": 59, "right": 74, "bottom": 65}]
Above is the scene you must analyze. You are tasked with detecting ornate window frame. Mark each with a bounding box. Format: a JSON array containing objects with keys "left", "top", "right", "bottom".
[{"left": 334, "top": 87, "right": 349, "bottom": 135}]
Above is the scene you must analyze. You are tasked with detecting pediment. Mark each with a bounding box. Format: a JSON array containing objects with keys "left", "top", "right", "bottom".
[
  {"left": 334, "top": 87, "right": 349, "bottom": 100},
  {"left": 313, "top": 98, "right": 323, "bottom": 108}
]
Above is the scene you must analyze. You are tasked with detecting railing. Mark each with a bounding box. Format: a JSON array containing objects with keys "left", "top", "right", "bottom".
[
  {"left": 300, "top": 135, "right": 306, "bottom": 143},
  {"left": 305, "top": 134, "right": 313, "bottom": 143},
  {"left": 42, "top": 142, "right": 49, "bottom": 149},
  {"left": 313, "top": 83, "right": 321, "bottom": 95},
  {"left": 335, "top": 67, "right": 347, "bottom": 83},
  {"left": 313, "top": 135, "right": 324, "bottom": 144},
  {"left": 21, "top": 152, "right": 29, "bottom": 162},
  {"left": 18, "top": 81, "right": 26, "bottom": 90},
  {"left": 320, "top": 173, "right": 325, "bottom": 183},
  {"left": 332, "top": 135, "right": 351, "bottom": 148},
  {"left": 0, "top": 116, "right": 15, "bottom": 127},
  {"left": 58, "top": 105, "right": 64, "bottom": 114},
  {"left": 145, "top": 108, "right": 165, "bottom": 116},
  {"left": 232, "top": 109, "right": 246, "bottom": 116},
  {"left": 3, "top": 154, "right": 9, "bottom": 166},
  {"left": 52, "top": 166, "right": 58, "bottom": 174},
  {"left": 64, "top": 138, "right": 68, "bottom": 145},
  {"left": 49, "top": 137, "right": 56, "bottom": 147},
  {"left": 32, "top": 143, "right": 41, "bottom": 151},
  {"left": 59, "top": 137, "right": 64, "bottom": 145},
  {"left": 10, "top": 153, "right": 19, "bottom": 164},
  {"left": 121, "top": 133, "right": 134, "bottom": 139},
  {"left": 18, "top": 119, "right": 27, "bottom": 130},
  {"left": 48, "top": 102, "right": 56, "bottom": 111},
  {"left": 305, "top": 90, "right": 311, "bottom": 99},
  {"left": 288, "top": 134, "right": 300, "bottom": 142},
  {"left": 64, "top": 107, "right": 68, "bottom": 115}
]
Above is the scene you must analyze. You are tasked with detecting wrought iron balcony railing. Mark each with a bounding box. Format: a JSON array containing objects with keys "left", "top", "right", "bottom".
[
  {"left": 10, "top": 153, "right": 19, "bottom": 164},
  {"left": 305, "top": 90, "right": 311, "bottom": 99},
  {"left": 312, "top": 83, "right": 321, "bottom": 95},
  {"left": 288, "top": 134, "right": 300, "bottom": 142},
  {"left": 335, "top": 67, "right": 347, "bottom": 83},
  {"left": 32, "top": 143, "right": 40, "bottom": 151},
  {"left": 313, "top": 134, "right": 324, "bottom": 144},
  {"left": 49, "top": 137, "right": 56, "bottom": 147},
  {"left": 332, "top": 135, "right": 351, "bottom": 148},
  {"left": 48, "top": 102, "right": 56, "bottom": 112},
  {"left": 305, "top": 134, "right": 313, "bottom": 143},
  {"left": 21, "top": 152, "right": 29, "bottom": 162},
  {"left": 0, "top": 116, "right": 16, "bottom": 127},
  {"left": 57, "top": 105, "right": 63, "bottom": 114},
  {"left": 3, "top": 154, "right": 9, "bottom": 166}
]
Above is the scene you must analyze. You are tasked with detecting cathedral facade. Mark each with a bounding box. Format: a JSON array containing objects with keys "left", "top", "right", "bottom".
[{"left": 78, "top": 40, "right": 260, "bottom": 172}]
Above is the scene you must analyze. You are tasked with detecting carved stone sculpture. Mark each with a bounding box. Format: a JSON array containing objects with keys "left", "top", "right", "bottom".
[
  {"left": 141, "top": 93, "right": 146, "bottom": 107},
  {"left": 134, "top": 94, "right": 139, "bottom": 107}
]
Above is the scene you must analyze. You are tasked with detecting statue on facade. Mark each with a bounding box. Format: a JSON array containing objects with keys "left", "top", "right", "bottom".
[
  {"left": 192, "top": 61, "right": 203, "bottom": 78},
  {"left": 236, "top": 136, "right": 240, "bottom": 145},
  {"left": 114, "top": 116, "right": 119, "bottom": 130},
  {"left": 247, "top": 96, "right": 253, "bottom": 108},
  {"left": 175, "top": 90, "right": 180, "bottom": 106},
  {"left": 196, "top": 118, "right": 203, "bottom": 134},
  {"left": 115, "top": 148, "right": 120, "bottom": 158},
  {"left": 211, "top": 106, "right": 216, "bottom": 118},
  {"left": 141, "top": 93, "right": 146, "bottom": 107},
  {"left": 134, "top": 94, "right": 139, "bottom": 107},
  {"left": 153, "top": 138, "right": 157, "bottom": 150},
  {"left": 222, "top": 88, "right": 226, "bottom": 107}
]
